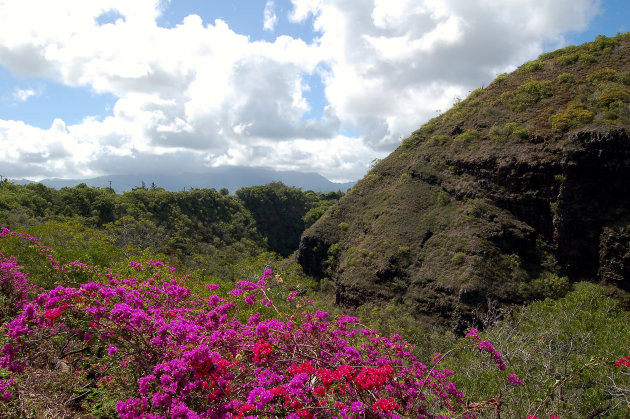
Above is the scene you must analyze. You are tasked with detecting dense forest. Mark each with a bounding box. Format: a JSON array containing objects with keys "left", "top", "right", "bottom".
[
  {"left": 0, "top": 180, "right": 342, "bottom": 277},
  {"left": 1, "top": 32, "right": 630, "bottom": 419}
]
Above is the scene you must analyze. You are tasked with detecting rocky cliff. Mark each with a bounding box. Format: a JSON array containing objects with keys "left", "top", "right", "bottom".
[{"left": 297, "top": 33, "right": 630, "bottom": 331}]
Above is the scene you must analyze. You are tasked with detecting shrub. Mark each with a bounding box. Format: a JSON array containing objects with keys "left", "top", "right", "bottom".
[
  {"left": 446, "top": 282, "right": 630, "bottom": 418},
  {"left": 0, "top": 228, "right": 522, "bottom": 418},
  {"left": 557, "top": 72, "right": 576, "bottom": 83},
  {"left": 363, "top": 173, "right": 380, "bottom": 186},
  {"left": 587, "top": 68, "right": 619, "bottom": 84},
  {"left": 490, "top": 122, "right": 529, "bottom": 141},
  {"left": 551, "top": 103, "right": 595, "bottom": 132},
  {"left": 468, "top": 87, "right": 484, "bottom": 99},
  {"left": 589, "top": 34, "right": 618, "bottom": 51},
  {"left": 492, "top": 73, "right": 507, "bottom": 85},
  {"left": 451, "top": 252, "right": 466, "bottom": 266},
  {"left": 521, "top": 60, "right": 544, "bottom": 72},
  {"left": 501, "top": 80, "right": 553, "bottom": 111},
  {"left": 578, "top": 53, "right": 598, "bottom": 66},
  {"left": 599, "top": 87, "right": 630, "bottom": 109},
  {"left": 453, "top": 129, "right": 481, "bottom": 148},
  {"left": 429, "top": 134, "right": 450, "bottom": 146},
  {"left": 556, "top": 53, "right": 579, "bottom": 66},
  {"left": 401, "top": 136, "right": 420, "bottom": 149}
]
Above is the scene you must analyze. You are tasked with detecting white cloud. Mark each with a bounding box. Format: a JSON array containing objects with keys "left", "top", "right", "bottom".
[
  {"left": 302, "top": 0, "right": 601, "bottom": 149},
  {"left": 12, "top": 87, "right": 36, "bottom": 102},
  {"left": 263, "top": 0, "right": 278, "bottom": 32},
  {"left": 0, "top": 0, "right": 601, "bottom": 182}
]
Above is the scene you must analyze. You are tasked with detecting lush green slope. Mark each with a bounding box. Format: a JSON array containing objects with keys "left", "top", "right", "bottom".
[{"left": 298, "top": 33, "right": 630, "bottom": 331}]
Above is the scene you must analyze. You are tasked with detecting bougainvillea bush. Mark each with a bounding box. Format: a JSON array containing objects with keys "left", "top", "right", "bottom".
[{"left": 1, "top": 226, "right": 616, "bottom": 418}]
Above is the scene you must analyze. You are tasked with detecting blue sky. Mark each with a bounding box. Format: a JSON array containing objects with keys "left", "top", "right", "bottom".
[{"left": 0, "top": 0, "right": 627, "bottom": 182}]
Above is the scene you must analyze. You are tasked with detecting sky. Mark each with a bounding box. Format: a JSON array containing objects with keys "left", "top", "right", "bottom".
[{"left": 0, "top": 0, "right": 628, "bottom": 183}]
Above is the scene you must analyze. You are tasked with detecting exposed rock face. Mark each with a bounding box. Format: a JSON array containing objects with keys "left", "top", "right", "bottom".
[
  {"left": 299, "top": 130, "right": 630, "bottom": 330},
  {"left": 297, "top": 34, "right": 630, "bottom": 331},
  {"left": 555, "top": 130, "right": 630, "bottom": 280},
  {"left": 599, "top": 225, "right": 630, "bottom": 291}
]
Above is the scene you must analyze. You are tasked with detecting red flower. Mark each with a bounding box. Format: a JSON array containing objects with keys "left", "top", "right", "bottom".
[
  {"left": 44, "top": 308, "right": 62, "bottom": 321},
  {"left": 615, "top": 356, "right": 630, "bottom": 368},
  {"left": 354, "top": 364, "right": 394, "bottom": 390},
  {"left": 288, "top": 361, "right": 315, "bottom": 375},
  {"left": 252, "top": 339, "right": 272, "bottom": 362},
  {"left": 313, "top": 386, "right": 325, "bottom": 397},
  {"left": 372, "top": 397, "right": 400, "bottom": 413},
  {"left": 270, "top": 386, "right": 287, "bottom": 396}
]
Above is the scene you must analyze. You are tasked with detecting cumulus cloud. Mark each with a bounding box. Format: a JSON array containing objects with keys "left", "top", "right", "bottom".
[
  {"left": 297, "top": 0, "right": 600, "bottom": 150},
  {"left": 0, "top": 0, "right": 601, "bottom": 182}
]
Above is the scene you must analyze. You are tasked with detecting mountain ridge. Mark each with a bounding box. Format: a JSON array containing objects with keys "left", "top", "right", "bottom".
[{"left": 11, "top": 166, "right": 355, "bottom": 193}]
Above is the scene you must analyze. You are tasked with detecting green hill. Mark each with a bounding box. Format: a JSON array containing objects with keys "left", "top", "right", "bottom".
[{"left": 297, "top": 33, "right": 630, "bottom": 332}]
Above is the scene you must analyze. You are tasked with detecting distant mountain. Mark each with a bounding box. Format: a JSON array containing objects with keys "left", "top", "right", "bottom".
[{"left": 13, "top": 167, "right": 355, "bottom": 193}]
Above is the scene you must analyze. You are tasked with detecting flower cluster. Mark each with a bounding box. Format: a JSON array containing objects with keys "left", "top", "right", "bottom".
[
  {"left": 0, "top": 228, "right": 518, "bottom": 418},
  {"left": 615, "top": 356, "right": 630, "bottom": 368},
  {"left": 466, "top": 328, "right": 506, "bottom": 370},
  {"left": 0, "top": 378, "right": 14, "bottom": 402},
  {"left": 508, "top": 373, "right": 525, "bottom": 387}
]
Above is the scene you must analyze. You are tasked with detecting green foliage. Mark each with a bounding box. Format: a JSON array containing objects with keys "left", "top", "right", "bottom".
[
  {"left": 0, "top": 181, "right": 343, "bottom": 289},
  {"left": 587, "top": 68, "right": 620, "bottom": 84},
  {"left": 468, "top": 87, "right": 484, "bottom": 99},
  {"left": 557, "top": 72, "right": 576, "bottom": 83},
  {"left": 492, "top": 73, "right": 507, "bottom": 84},
  {"left": 451, "top": 252, "right": 466, "bottom": 266},
  {"left": 501, "top": 80, "right": 554, "bottom": 111},
  {"left": 556, "top": 53, "right": 580, "bottom": 66},
  {"left": 550, "top": 102, "right": 595, "bottom": 132},
  {"left": 521, "top": 60, "right": 544, "bottom": 72},
  {"left": 401, "top": 135, "right": 421, "bottom": 149},
  {"left": 429, "top": 134, "right": 450, "bottom": 146},
  {"left": 302, "top": 191, "right": 343, "bottom": 230},
  {"left": 489, "top": 122, "right": 530, "bottom": 141},
  {"left": 325, "top": 243, "right": 342, "bottom": 271},
  {"left": 578, "top": 53, "right": 598, "bottom": 66},
  {"left": 363, "top": 173, "right": 381, "bottom": 186},
  {"left": 599, "top": 86, "right": 630, "bottom": 109},
  {"left": 28, "top": 220, "right": 125, "bottom": 268},
  {"left": 436, "top": 190, "right": 451, "bottom": 206},
  {"left": 446, "top": 282, "right": 630, "bottom": 418},
  {"left": 453, "top": 129, "right": 480, "bottom": 147},
  {"left": 357, "top": 302, "right": 456, "bottom": 361},
  {"left": 539, "top": 45, "right": 579, "bottom": 61},
  {"left": 590, "top": 34, "right": 619, "bottom": 51}
]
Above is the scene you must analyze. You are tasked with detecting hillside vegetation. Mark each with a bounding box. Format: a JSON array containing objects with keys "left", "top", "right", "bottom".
[
  {"left": 1, "top": 226, "right": 629, "bottom": 417},
  {"left": 298, "top": 33, "right": 630, "bottom": 331},
  {"left": 0, "top": 33, "right": 629, "bottom": 418}
]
